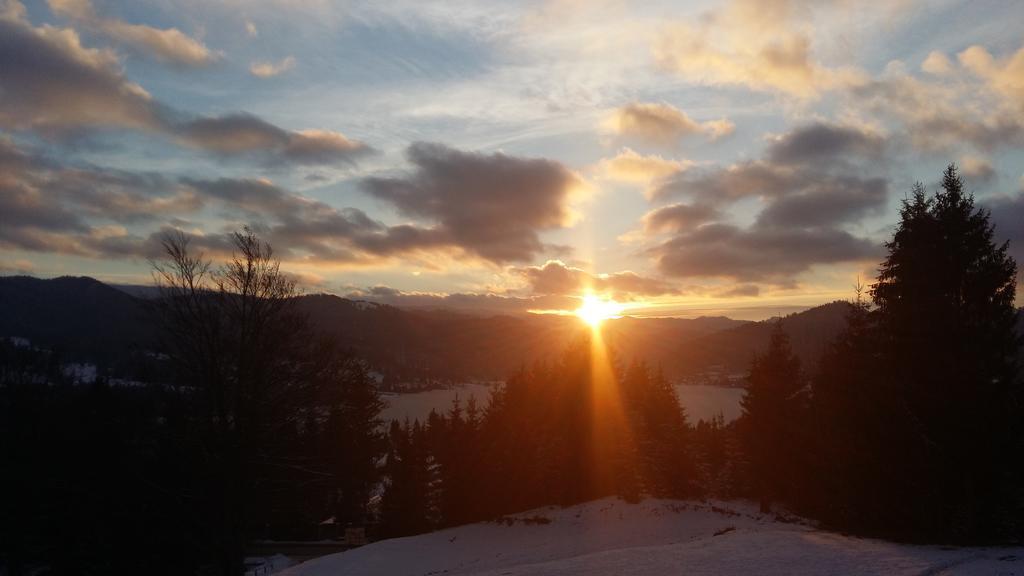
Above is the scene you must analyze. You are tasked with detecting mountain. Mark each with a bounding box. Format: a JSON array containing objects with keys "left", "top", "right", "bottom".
[
  {"left": 0, "top": 276, "right": 153, "bottom": 362},
  {"left": 670, "top": 301, "right": 855, "bottom": 377},
  {"left": 0, "top": 275, "right": 872, "bottom": 382},
  {"left": 298, "top": 293, "right": 750, "bottom": 381}
]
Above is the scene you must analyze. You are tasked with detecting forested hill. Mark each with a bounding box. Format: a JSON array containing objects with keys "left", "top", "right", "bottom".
[
  {"left": 296, "top": 293, "right": 749, "bottom": 380},
  {"left": 0, "top": 276, "right": 153, "bottom": 363},
  {"left": 2, "top": 275, "right": 1019, "bottom": 382}
]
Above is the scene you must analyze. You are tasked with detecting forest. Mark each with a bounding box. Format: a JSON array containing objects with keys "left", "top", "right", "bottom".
[{"left": 1, "top": 166, "right": 1021, "bottom": 576}]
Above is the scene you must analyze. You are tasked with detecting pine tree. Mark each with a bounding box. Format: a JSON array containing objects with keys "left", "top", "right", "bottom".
[
  {"left": 740, "top": 322, "right": 807, "bottom": 513},
  {"left": 869, "top": 164, "right": 1020, "bottom": 540}
]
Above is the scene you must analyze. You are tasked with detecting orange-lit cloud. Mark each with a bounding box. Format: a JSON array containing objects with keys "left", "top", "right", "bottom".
[
  {"left": 250, "top": 56, "right": 296, "bottom": 78},
  {"left": 654, "top": 0, "right": 866, "bottom": 98},
  {"left": 47, "top": 0, "right": 216, "bottom": 67},
  {"left": 608, "top": 102, "right": 733, "bottom": 146},
  {"left": 596, "top": 148, "right": 691, "bottom": 185}
]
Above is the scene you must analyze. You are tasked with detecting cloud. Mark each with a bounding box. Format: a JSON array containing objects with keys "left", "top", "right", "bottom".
[
  {"left": 0, "top": 257, "right": 34, "bottom": 274},
  {"left": 0, "top": 6, "right": 370, "bottom": 167},
  {"left": 649, "top": 223, "right": 878, "bottom": 281},
  {"left": 514, "top": 260, "right": 679, "bottom": 301},
  {"left": 643, "top": 203, "right": 720, "bottom": 233},
  {"left": 175, "top": 114, "right": 373, "bottom": 165},
  {"left": 363, "top": 142, "right": 586, "bottom": 264},
  {"left": 250, "top": 56, "right": 296, "bottom": 78},
  {"left": 0, "top": 138, "right": 204, "bottom": 256},
  {"left": 766, "top": 122, "right": 886, "bottom": 166},
  {"left": 0, "top": 4, "right": 158, "bottom": 133},
  {"left": 344, "top": 286, "right": 579, "bottom": 316},
  {"left": 653, "top": 161, "right": 793, "bottom": 204},
  {"left": 638, "top": 121, "right": 888, "bottom": 281},
  {"left": 48, "top": 0, "right": 215, "bottom": 67},
  {"left": 921, "top": 50, "right": 953, "bottom": 76},
  {"left": 958, "top": 45, "right": 1024, "bottom": 107},
  {"left": 959, "top": 155, "right": 995, "bottom": 183},
  {"left": 0, "top": 147, "right": 578, "bottom": 267},
  {"left": 245, "top": 19, "right": 258, "bottom": 38},
  {"left": 753, "top": 175, "right": 888, "bottom": 228},
  {"left": 653, "top": 0, "right": 866, "bottom": 98},
  {"left": 847, "top": 66, "right": 1024, "bottom": 153},
  {"left": 608, "top": 103, "right": 734, "bottom": 146},
  {"left": 715, "top": 284, "right": 760, "bottom": 298},
  {"left": 596, "top": 148, "right": 691, "bottom": 185},
  {"left": 653, "top": 121, "right": 888, "bottom": 207},
  {"left": 984, "top": 191, "right": 1024, "bottom": 300}
]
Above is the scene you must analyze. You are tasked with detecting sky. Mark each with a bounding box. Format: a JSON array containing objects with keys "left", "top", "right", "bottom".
[{"left": 1, "top": 0, "right": 1023, "bottom": 320}]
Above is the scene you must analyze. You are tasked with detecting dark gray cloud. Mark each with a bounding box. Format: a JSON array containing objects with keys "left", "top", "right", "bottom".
[
  {"left": 766, "top": 123, "right": 886, "bottom": 165},
  {"left": 985, "top": 191, "right": 1024, "bottom": 277},
  {"left": 0, "top": 11, "right": 158, "bottom": 134},
  {"left": 650, "top": 224, "right": 879, "bottom": 281},
  {"left": 363, "top": 142, "right": 584, "bottom": 263},
  {"left": 643, "top": 203, "right": 720, "bottom": 233},
  {"left": 652, "top": 161, "right": 792, "bottom": 204},
  {"left": 176, "top": 115, "right": 373, "bottom": 166},
  {"left": 641, "top": 121, "right": 890, "bottom": 281},
  {"left": 182, "top": 178, "right": 446, "bottom": 264},
  {"left": 0, "top": 8, "right": 371, "bottom": 166},
  {"left": 653, "top": 122, "right": 888, "bottom": 205},
  {"left": 2, "top": 147, "right": 580, "bottom": 266},
  {"left": 0, "top": 138, "right": 204, "bottom": 256},
  {"left": 755, "top": 176, "right": 888, "bottom": 228}
]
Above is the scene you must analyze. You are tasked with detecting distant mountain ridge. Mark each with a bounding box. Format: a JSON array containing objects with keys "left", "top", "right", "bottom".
[{"left": 3, "top": 275, "right": 1021, "bottom": 382}]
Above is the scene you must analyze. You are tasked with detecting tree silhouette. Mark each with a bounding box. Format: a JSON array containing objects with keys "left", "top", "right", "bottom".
[
  {"left": 740, "top": 322, "right": 807, "bottom": 513},
  {"left": 869, "top": 164, "right": 1021, "bottom": 539}
]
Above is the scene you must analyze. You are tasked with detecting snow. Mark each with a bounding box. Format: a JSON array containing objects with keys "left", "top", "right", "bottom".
[
  {"left": 245, "top": 553, "right": 293, "bottom": 575},
  {"left": 279, "top": 498, "right": 1023, "bottom": 576},
  {"left": 62, "top": 362, "right": 97, "bottom": 384}
]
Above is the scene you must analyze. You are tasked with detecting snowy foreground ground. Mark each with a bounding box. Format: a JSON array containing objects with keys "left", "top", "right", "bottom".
[{"left": 279, "top": 498, "right": 1023, "bottom": 575}]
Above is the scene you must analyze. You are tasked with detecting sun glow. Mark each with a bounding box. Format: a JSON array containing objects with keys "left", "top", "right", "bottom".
[{"left": 575, "top": 294, "right": 625, "bottom": 328}]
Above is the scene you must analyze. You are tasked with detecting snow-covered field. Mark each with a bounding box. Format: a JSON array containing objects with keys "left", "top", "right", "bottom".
[{"left": 280, "top": 498, "right": 1022, "bottom": 575}]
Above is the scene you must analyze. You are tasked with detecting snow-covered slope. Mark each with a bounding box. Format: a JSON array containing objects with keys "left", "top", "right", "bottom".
[{"left": 280, "top": 498, "right": 1022, "bottom": 575}]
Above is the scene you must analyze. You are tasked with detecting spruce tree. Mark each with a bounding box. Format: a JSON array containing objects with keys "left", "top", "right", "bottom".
[
  {"left": 740, "top": 322, "right": 807, "bottom": 513},
  {"left": 870, "top": 164, "right": 1020, "bottom": 540}
]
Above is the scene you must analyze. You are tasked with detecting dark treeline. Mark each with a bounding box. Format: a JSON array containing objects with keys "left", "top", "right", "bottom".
[
  {"left": 376, "top": 345, "right": 708, "bottom": 538},
  {"left": 1, "top": 230, "right": 387, "bottom": 576},
  {"left": 1, "top": 165, "right": 1020, "bottom": 575},
  {"left": 372, "top": 165, "right": 1023, "bottom": 543}
]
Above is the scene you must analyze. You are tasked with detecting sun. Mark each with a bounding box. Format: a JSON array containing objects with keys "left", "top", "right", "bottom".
[{"left": 575, "top": 294, "right": 624, "bottom": 328}]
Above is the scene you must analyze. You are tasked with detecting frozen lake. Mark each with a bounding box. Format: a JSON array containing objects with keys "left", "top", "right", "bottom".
[{"left": 380, "top": 383, "right": 744, "bottom": 425}]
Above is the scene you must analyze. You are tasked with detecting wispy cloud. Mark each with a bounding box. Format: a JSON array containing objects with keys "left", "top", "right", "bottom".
[{"left": 250, "top": 56, "right": 295, "bottom": 78}]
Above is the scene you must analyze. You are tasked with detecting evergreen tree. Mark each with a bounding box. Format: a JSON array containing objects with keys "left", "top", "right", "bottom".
[
  {"left": 740, "top": 322, "right": 807, "bottom": 513},
  {"left": 869, "top": 164, "right": 1020, "bottom": 539}
]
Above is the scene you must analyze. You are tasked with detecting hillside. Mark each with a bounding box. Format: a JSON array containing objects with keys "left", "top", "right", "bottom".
[
  {"left": 278, "top": 498, "right": 1021, "bottom": 575},
  {"left": 0, "top": 276, "right": 153, "bottom": 363},
  {"left": 670, "top": 301, "right": 855, "bottom": 377},
  {"left": 8, "top": 276, "right": 1011, "bottom": 382},
  {"left": 298, "top": 293, "right": 750, "bottom": 380}
]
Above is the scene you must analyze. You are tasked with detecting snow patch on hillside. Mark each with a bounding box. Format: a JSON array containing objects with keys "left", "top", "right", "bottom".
[{"left": 280, "top": 498, "right": 1022, "bottom": 576}]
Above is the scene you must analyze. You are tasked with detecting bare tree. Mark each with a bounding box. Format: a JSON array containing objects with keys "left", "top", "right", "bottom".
[{"left": 151, "top": 228, "right": 313, "bottom": 575}]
